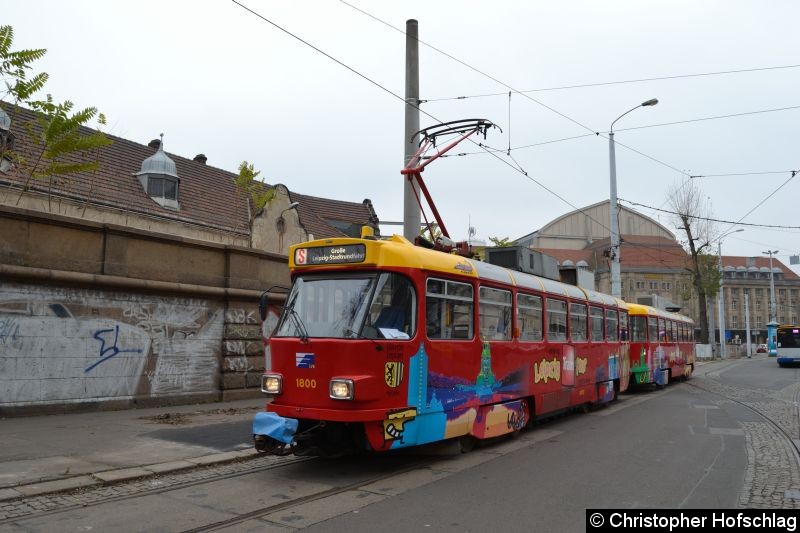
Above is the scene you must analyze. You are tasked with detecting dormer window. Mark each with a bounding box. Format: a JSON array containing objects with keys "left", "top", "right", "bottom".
[
  {"left": 135, "top": 134, "right": 180, "bottom": 210},
  {"left": 147, "top": 176, "right": 178, "bottom": 201}
]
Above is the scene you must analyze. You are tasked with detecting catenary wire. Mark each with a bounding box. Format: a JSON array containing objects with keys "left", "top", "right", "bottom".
[
  {"left": 230, "top": 0, "right": 617, "bottom": 237},
  {"left": 235, "top": 1, "right": 794, "bottom": 265},
  {"left": 421, "top": 64, "right": 800, "bottom": 102}
]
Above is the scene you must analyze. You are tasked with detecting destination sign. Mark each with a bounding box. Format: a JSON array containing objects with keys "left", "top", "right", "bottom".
[{"left": 295, "top": 244, "right": 366, "bottom": 265}]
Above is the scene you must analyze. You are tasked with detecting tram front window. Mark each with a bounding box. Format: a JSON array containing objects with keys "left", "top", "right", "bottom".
[{"left": 274, "top": 272, "right": 416, "bottom": 340}]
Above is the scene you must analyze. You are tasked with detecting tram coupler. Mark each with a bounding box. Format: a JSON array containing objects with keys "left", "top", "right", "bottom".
[{"left": 253, "top": 412, "right": 298, "bottom": 455}]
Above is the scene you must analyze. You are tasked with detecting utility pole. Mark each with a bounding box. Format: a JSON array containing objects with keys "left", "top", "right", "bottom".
[
  {"left": 402, "top": 19, "right": 421, "bottom": 242},
  {"left": 763, "top": 250, "right": 778, "bottom": 321},
  {"left": 718, "top": 242, "right": 726, "bottom": 358},
  {"left": 745, "top": 292, "right": 751, "bottom": 358}
]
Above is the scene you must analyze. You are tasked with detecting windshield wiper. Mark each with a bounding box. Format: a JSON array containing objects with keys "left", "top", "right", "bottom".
[
  {"left": 283, "top": 291, "right": 309, "bottom": 343},
  {"left": 288, "top": 308, "right": 309, "bottom": 343}
]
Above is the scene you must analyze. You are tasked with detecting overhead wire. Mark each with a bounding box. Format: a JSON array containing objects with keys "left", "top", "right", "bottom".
[
  {"left": 620, "top": 197, "right": 800, "bottom": 229},
  {"left": 421, "top": 64, "right": 800, "bottom": 102},
  {"left": 231, "top": 0, "right": 618, "bottom": 238},
  {"left": 236, "top": 0, "right": 796, "bottom": 265}
]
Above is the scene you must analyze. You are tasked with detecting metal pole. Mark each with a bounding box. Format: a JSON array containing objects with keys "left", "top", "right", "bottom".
[
  {"left": 606, "top": 99, "right": 657, "bottom": 299},
  {"left": 608, "top": 131, "right": 621, "bottom": 298},
  {"left": 765, "top": 250, "right": 777, "bottom": 321},
  {"left": 718, "top": 242, "right": 726, "bottom": 358},
  {"left": 403, "top": 19, "right": 421, "bottom": 242},
  {"left": 708, "top": 294, "right": 716, "bottom": 357},
  {"left": 745, "top": 292, "right": 751, "bottom": 357}
]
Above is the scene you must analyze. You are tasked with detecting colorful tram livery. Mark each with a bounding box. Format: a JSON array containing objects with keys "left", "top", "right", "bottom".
[
  {"left": 253, "top": 231, "right": 691, "bottom": 456},
  {"left": 626, "top": 303, "right": 695, "bottom": 387}
]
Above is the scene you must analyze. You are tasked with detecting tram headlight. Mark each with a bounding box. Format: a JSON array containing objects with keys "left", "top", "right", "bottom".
[
  {"left": 329, "top": 379, "right": 354, "bottom": 400},
  {"left": 261, "top": 373, "right": 282, "bottom": 395}
]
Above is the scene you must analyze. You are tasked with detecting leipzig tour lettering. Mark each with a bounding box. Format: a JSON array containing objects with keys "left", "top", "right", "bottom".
[{"left": 295, "top": 244, "right": 366, "bottom": 266}]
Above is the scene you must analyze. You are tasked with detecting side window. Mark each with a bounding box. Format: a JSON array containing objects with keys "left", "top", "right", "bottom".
[
  {"left": 517, "top": 293, "right": 543, "bottom": 342},
  {"left": 658, "top": 318, "right": 667, "bottom": 342},
  {"left": 569, "top": 303, "right": 587, "bottom": 342},
  {"left": 479, "top": 286, "right": 512, "bottom": 341},
  {"left": 631, "top": 316, "right": 647, "bottom": 342},
  {"left": 648, "top": 317, "right": 659, "bottom": 343},
  {"left": 620, "top": 311, "right": 629, "bottom": 341},
  {"left": 547, "top": 298, "right": 567, "bottom": 342},
  {"left": 590, "top": 306, "right": 604, "bottom": 341},
  {"left": 426, "top": 278, "right": 473, "bottom": 340},
  {"left": 605, "top": 309, "right": 618, "bottom": 341}
]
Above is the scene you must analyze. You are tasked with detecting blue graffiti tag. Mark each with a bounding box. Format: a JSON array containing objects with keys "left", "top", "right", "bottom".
[
  {"left": 85, "top": 325, "right": 143, "bottom": 373},
  {"left": 0, "top": 317, "right": 20, "bottom": 345}
]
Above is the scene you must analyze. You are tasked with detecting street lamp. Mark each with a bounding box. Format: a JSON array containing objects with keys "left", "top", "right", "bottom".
[
  {"left": 717, "top": 228, "right": 744, "bottom": 359},
  {"left": 608, "top": 98, "right": 658, "bottom": 298}
]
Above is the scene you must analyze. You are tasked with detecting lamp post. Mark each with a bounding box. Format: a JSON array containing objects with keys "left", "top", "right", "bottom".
[
  {"left": 608, "top": 98, "right": 658, "bottom": 298},
  {"left": 763, "top": 249, "right": 779, "bottom": 356},
  {"left": 717, "top": 228, "right": 744, "bottom": 359}
]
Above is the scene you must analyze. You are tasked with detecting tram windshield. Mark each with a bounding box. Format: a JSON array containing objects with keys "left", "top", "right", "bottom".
[{"left": 274, "top": 272, "right": 416, "bottom": 340}]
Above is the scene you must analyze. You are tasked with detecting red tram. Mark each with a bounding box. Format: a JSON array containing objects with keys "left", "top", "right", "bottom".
[{"left": 251, "top": 228, "right": 695, "bottom": 456}]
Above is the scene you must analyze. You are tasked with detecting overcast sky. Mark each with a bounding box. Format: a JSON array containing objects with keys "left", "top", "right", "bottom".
[{"left": 5, "top": 1, "right": 800, "bottom": 271}]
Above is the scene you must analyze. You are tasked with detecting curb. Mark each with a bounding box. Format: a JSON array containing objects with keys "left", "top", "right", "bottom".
[{"left": 0, "top": 448, "right": 260, "bottom": 503}]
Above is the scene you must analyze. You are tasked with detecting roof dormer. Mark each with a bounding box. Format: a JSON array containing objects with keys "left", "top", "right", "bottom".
[{"left": 135, "top": 134, "right": 180, "bottom": 209}]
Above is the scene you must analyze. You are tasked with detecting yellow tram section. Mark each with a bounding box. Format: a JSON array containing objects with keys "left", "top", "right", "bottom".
[{"left": 626, "top": 303, "right": 694, "bottom": 384}]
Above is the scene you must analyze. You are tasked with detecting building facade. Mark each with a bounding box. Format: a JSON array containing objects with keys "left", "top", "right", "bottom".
[{"left": 0, "top": 103, "right": 380, "bottom": 414}]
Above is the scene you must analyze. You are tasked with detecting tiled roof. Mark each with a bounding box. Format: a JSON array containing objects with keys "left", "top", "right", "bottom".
[
  {"left": 534, "top": 234, "right": 691, "bottom": 272},
  {"left": 291, "top": 192, "right": 379, "bottom": 239},
  {"left": 0, "top": 104, "right": 378, "bottom": 239},
  {"left": 721, "top": 256, "right": 799, "bottom": 280}
]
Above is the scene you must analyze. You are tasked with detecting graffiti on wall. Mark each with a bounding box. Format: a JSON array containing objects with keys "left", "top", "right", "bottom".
[{"left": 0, "top": 282, "right": 223, "bottom": 407}]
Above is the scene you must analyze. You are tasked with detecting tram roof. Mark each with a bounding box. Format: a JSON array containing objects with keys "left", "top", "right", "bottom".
[
  {"left": 289, "top": 234, "right": 628, "bottom": 307},
  {"left": 626, "top": 302, "right": 693, "bottom": 323}
]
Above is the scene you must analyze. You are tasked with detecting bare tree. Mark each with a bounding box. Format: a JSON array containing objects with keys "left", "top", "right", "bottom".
[{"left": 668, "top": 179, "right": 718, "bottom": 344}]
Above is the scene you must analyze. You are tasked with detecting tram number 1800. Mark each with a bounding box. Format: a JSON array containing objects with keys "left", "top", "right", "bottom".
[{"left": 296, "top": 378, "right": 317, "bottom": 389}]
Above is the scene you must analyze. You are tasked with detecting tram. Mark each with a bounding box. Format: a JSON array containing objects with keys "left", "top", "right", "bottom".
[
  {"left": 776, "top": 324, "right": 800, "bottom": 366},
  {"left": 253, "top": 228, "right": 638, "bottom": 456},
  {"left": 626, "top": 303, "right": 695, "bottom": 386}
]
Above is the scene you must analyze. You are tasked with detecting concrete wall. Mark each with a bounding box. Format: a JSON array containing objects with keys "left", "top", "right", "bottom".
[{"left": 0, "top": 205, "right": 289, "bottom": 416}]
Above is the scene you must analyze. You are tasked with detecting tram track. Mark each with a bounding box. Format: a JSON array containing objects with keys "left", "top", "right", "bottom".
[
  {"left": 0, "top": 454, "right": 311, "bottom": 525},
  {"left": 685, "top": 378, "right": 800, "bottom": 465}
]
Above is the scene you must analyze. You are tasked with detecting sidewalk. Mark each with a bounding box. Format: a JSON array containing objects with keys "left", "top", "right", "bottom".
[{"left": 0, "top": 397, "right": 267, "bottom": 502}]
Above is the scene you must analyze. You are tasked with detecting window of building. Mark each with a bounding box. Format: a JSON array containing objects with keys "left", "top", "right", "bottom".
[
  {"left": 426, "top": 278, "right": 473, "bottom": 340},
  {"left": 635, "top": 281, "right": 645, "bottom": 290},
  {"left": 569, "top": 303, "right": 587, "bottom": 342},
  {"left": 478, "top": 287, "right": 512, "bottom": 341},
  {"left": 517, "top": 293, "right": 543, "bottom": 342},
  {"left": 756, "top": 301, "right": 761, "bottom": 310},
  {"left": 730, "top": 298, "right": 738, "bottom": 310},
  {"left": 731, "top": 316, "right": 737, "bottom": 328},
  {"left": 605, "top": 309, "right": 618, "bottom": 341},
  {"left": 661, "top": 282, "right": 672, "bottom": 291},
  {"left": 756, "top": 317, "right": 762, "bottom": 328},
  {"left": 547, "top": 298, "right": 567, "bottom": 342},
  {"left": 649, "top": 281, "right": 658, "bottom": 290}
]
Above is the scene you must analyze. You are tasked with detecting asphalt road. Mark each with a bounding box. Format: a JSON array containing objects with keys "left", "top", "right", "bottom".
[{"left": 7, "top": 357, "right": 799, "bottom": 532}]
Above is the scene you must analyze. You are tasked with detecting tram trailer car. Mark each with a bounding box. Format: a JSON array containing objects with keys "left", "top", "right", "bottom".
[
  {"left": 626, "top": 303, "right": 695, "bottom": 387},
  {"left": 253, "top": 229, "right": 692, "bottom": 457}
]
